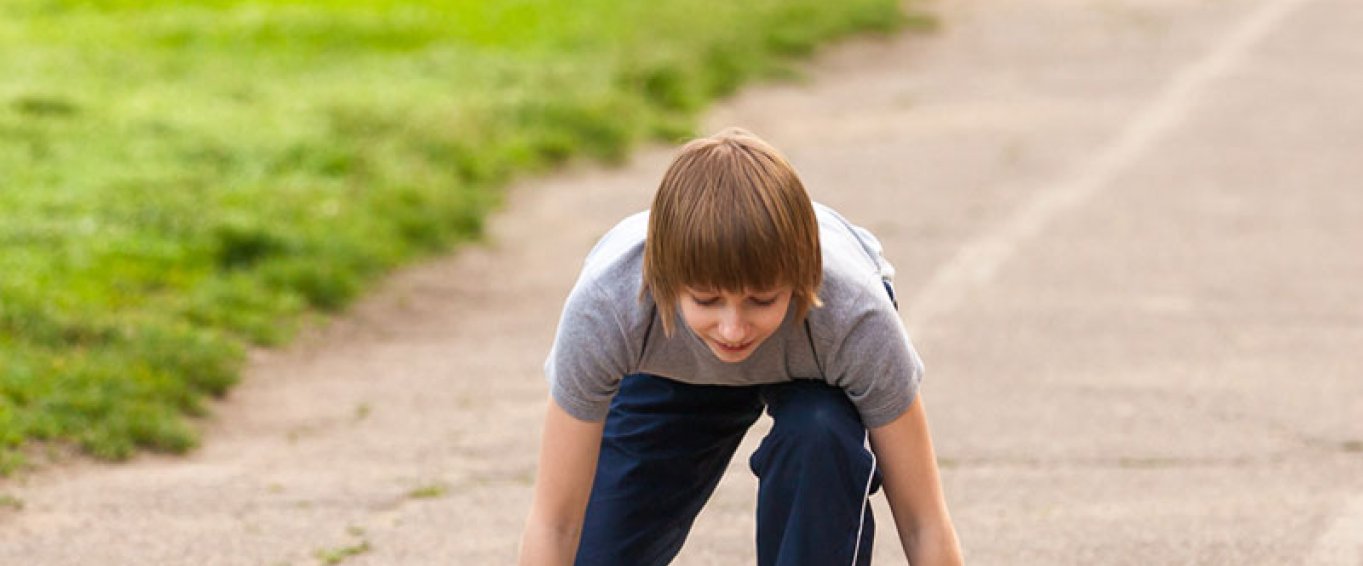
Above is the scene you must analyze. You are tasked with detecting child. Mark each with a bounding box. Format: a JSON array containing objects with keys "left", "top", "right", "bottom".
[{"left": 519, "top": 129, "right": 961, "bottom": 565}]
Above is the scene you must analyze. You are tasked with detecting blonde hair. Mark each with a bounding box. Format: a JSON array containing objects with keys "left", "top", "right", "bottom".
[{"left": 643, "top": 128, "right": 822, "bottom": 335}]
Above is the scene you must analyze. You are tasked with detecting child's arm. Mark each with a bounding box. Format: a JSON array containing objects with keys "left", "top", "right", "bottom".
[
  {"left": 868, "top": 394, "right": 964, "bottom": 565},
  {"left": 518, "top": 399, "right": 605, "bottom": 566}
]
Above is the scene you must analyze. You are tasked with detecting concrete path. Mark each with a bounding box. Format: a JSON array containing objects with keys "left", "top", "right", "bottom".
[{"left": 3, "top": 0, "right": 1361, "bottom": 564}]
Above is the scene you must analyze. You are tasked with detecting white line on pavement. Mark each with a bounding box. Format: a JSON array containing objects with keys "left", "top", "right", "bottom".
[
  {"left": 900, "top": 0, "right": 1363, "bottom": 560},
  {"left": 903, "top": 0, "right": 1312, "bottom": 330}
]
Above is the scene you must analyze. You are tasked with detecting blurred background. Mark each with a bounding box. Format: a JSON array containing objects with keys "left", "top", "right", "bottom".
[
  {"left": 0, "top": 0, "right": 914, "bottom": 468},
  {"left": 2, "top": 0, "right": 1361, "bottom": 564}
]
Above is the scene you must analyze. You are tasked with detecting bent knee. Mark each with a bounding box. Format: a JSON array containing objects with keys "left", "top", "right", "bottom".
[{"left": 764, "top": 382, "right": 865, "bottom": 447}]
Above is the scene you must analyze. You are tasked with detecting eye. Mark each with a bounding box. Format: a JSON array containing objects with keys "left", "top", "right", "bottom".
[
  {"left": 749, "top": 296, "right": 779, "bottom": 307},
  {"left": 691, "top": 295, "right": 720, "bottom": 306}
]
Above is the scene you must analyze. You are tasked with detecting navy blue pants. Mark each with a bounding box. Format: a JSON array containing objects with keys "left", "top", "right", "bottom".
[{"left": 575, "top": 374, "right": 883, "bottom": 566}]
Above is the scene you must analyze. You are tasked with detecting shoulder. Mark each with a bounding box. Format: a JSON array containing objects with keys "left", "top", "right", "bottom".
[
  {"left": 812, "top": 203, "right": 891, "bottom": 315},
  {"left": 814, "top": 202, "right": 893, "bottom": 279},
  {"left": 808, "top": 271, "right": 893, "bottom": 341},
  {"left": 570, "top": 211, "right": 647, "bottom": 300},
  {"left": 807, "top": 203, "right": 902, "bottom": 349},
  {"left": 578, "top": 210, "right": 649, "bottom": 281},
  {"left": 561, "top": 211, "right": 653, "bottom": 333}
]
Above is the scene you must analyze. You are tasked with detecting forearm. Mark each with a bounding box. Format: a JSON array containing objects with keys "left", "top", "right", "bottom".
[
  {"left": 899, "top": 522, "right": 963, "bottom": 566},
  {"left": 518, "top": 514, "right": 582, "bottom": 566},
  {"left": 518, "top": 399, "right": 604, "bottom": 566},
  {"left": 869, "top": 395, "right": 963, "bottom": 565}
]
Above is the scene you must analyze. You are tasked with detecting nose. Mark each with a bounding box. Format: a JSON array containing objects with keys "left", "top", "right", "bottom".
[{"left": 716, "top": 307, "right": 747, "bottom": 342}]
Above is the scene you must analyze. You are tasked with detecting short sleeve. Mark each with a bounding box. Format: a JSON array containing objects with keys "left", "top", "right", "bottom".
[
  {"left": 825, "top": 298, "right": 924, "bottom": 429},
  {"left": 544, "top": 280, "right": 632, "bottom": 422}
]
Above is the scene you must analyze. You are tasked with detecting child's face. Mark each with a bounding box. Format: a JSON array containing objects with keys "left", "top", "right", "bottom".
[{"left": 678, "top": 285, "right": 792, "bottom": 363}]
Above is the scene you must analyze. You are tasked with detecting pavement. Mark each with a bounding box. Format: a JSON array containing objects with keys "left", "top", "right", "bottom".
[{"left": 1, "top": 0, "right": 1360, "bottom": 564}]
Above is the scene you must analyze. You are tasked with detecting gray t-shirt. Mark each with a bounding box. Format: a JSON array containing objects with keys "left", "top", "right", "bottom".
[{"left": 545, "top": 203, "right": 924, "bottom": 428}]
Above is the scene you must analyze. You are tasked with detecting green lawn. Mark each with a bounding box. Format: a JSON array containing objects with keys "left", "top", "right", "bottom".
[{"left": 0, "top": 0, "right": 925, "bottom": 471}]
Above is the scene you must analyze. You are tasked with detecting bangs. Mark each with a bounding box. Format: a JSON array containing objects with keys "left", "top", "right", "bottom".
[
  {"left": 669, "top": 187, "right": 793, "bottom": 294},
  {"left": 643, "top": 128, "right": 822, "bottom": 335}
]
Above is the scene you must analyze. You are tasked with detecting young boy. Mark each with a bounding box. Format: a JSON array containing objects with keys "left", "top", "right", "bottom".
[{"left": 519, "top": 129, "right": 962, "bottom": 565}]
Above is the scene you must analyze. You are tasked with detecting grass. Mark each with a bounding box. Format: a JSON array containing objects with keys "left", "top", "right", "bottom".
[
  {"left": 407, "top": 482, "right": 448, "bottom": 500},
  {"left": 0, "top": 0, "right": 926, "bottom": 471},
  {"left": 314, "top": 540, "right": 371, "bottom": 565},
  {"left": 0, "top": 493, "right": 23, "bottom": 511}
]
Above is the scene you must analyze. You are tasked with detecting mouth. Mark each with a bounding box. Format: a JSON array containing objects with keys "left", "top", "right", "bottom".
[{"left": 711, "top": 339, "right": 753, "bottom": 353}]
